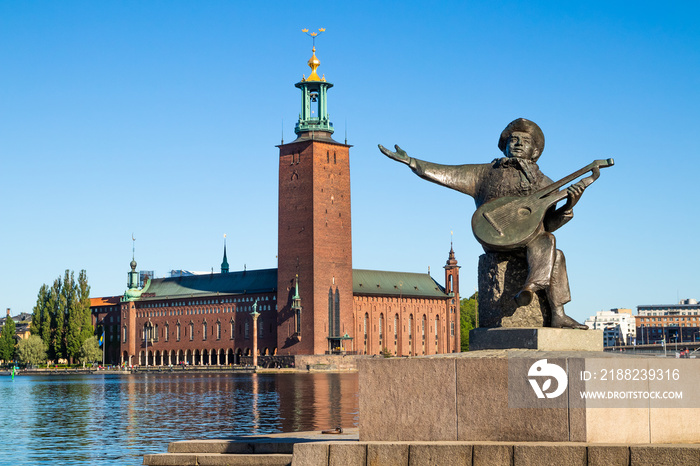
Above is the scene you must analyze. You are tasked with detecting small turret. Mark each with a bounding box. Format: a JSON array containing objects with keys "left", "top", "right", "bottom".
[
  {"left": 444, "top": 239, "right": 460, "bottom": 296},
  {"left": 123, "top": 236, "right": 146, "bottom": 301}
]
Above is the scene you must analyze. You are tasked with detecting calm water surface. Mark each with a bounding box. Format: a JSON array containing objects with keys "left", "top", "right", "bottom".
[{"left": 0, "top": 372, "right": 359, "bottom": 466}]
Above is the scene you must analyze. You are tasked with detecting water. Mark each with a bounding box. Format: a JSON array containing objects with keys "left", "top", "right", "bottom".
[{"left": 0, "top": 372, "right": 359, "bottom": 466}]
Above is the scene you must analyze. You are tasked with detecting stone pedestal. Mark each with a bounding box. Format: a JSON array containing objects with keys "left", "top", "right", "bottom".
[
  {"left": 478, "top": 252, "right": 549, "bottom": 327},
  {"left": 470, "top": 328, "right": 603, "bottom": 351},
  {"left": 358, "top": 352, "right": 700, "bottom": 443}
]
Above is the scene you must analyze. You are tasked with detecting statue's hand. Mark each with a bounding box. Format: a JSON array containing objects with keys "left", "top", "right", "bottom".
[
  {"left": 565, "top": 180, "right": 586, "bottom": 210},
  {"left": 378, "top": 144, "right": 410, "bottom": 165}
]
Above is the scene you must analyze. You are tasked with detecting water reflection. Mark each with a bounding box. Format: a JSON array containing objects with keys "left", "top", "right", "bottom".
[{"left": 0, "top": 372, "right": 358, "bottom": 466}]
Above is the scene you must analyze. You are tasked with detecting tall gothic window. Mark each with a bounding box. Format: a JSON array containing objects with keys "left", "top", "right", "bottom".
[
  {"left": 328, "top": 287, "right": 341, "bottom": 337},
  {"left": 203, "top": 321, "right": 207, "bottom": 341}
]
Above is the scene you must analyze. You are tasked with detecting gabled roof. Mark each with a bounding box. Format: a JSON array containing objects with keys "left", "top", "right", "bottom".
[
  {"left": 90, "top": 296, "right": 121, "bottom": 307},
  {"left": 138, "top": 268, "right": 278, "bottom": 301},
  {"left": 352, "top": 269, "right": 448, "bottom": 299}
]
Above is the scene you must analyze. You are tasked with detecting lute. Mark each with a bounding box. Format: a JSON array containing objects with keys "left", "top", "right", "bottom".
[{"left": 471, "top": 158, "right": 614, "bottom": 251}]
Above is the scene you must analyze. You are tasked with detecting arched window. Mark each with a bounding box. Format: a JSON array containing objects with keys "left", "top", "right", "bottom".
[
  {"left": 165, "top": 323, "right": 169, "bottom": 342},
  {"left": 379, "top": 313, "right": 384, "bottom": 341},
  {"left": 176, "top": 323, "right": 181, "bottom": 341},
  {"left": 409, "top": 314, "right": 413, "bottom": 339},
  {"left": 123, "top": 325, "right": 127, "bottom": 343},
  {"left": 203, "top": 321, "right": 207, "bottom": 341},
  {"left": 422, "top": 315, "right": 426, "bottom": 340},
  {"left": 216, "top": 321, "right": 221, "bottom": 340},
  {"left": 189, "top": 322, "right": 194, "bottom": 341},
  {"left": 230, "top": 319, "right": 235, "bottom": 340}
]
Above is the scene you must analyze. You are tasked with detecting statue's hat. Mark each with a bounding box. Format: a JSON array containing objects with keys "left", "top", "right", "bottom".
[{"left": 498, "top": 118, "right": 545, "bottom": 159}]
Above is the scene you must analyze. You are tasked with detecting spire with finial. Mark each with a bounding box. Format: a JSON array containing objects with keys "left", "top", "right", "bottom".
[
  {"left": 221, "top": 234, "right": 229, "bottom": 274},
  {"left": 445, "top": 231, "right": 458, "bottom": 268},
  {"left": 295, "top": 28, "right": 334, "bottom": 135},
  {"left": 301, "top": 28, "right": 325, "bottom": 82},
  {"left": 123, "top": 234, "right": 145, "bottom": 301}
]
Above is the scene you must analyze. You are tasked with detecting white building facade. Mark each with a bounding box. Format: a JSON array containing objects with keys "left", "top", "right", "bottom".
[{"left": 584, "top": 308, "right": 636, "bottom": 346}]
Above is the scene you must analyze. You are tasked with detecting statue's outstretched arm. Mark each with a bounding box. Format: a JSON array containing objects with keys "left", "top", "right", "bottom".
[{"left": 379, "top": 144, "right": 482, "bottom": 198}]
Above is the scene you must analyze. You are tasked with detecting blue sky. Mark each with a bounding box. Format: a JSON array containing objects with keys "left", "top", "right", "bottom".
[{"left": 1, "top": 1, "right": 698, "bottom": 325}]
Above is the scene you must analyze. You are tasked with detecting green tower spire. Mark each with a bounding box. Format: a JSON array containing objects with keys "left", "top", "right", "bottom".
[
  {"left": 221, "top": 234, "right": 229, "bottom": 274},
  {"left": 123, "top": 234, "right": 147, "bottom": 302},
  {"left": 295, "top": 29, "right": 334, "bottom": 135}
]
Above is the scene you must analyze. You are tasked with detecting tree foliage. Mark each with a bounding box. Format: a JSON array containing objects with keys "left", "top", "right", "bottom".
[
  {"left": 17, "top": 335, "right": 48, "bottom": 366},
  {"left": 0, "top": 316, "right": 17, "bottom": 362},
  {"left": 30, "top": 270, "right": 94, "bottom": 363},
  {"left": 78, "top": 336, "right": 102, "bottom": 366},
  {"left": 460, "top": 292, "right": 478, "bottom": 352}
]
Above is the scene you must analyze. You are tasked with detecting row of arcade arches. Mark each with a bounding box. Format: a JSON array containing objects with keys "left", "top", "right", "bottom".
[{"left": 121, "top": 347, "right": 276, "bottom": 366}]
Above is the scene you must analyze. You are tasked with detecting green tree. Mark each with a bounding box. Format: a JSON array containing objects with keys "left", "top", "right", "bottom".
[
  {"left": 50, "top": 277, "right": 65, "bottom": 361},
  {"left": 31, "top": 284, "right": 52, "bottom": 348},
  {"left": 0, "top": 316, "right": 17, "bottom": 362},
  {"left": 77, "top": 270, "right": 93, "bottom": 344},
  {"left": 66, "top": 270, "right": 93, "bottom": 363},
  {"left": 460, "top": 292, "right": 478, "bottom": 352},
  {"left": 78, "top": 336, "right": 101, "bottom": 367},
  {"left": 16, "top": 335, "right": 48, "bottom": 367}
]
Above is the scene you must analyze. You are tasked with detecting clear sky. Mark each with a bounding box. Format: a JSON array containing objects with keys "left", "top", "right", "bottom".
[{"left": 1, "top": 1, "right": 698, "bottom": 326}]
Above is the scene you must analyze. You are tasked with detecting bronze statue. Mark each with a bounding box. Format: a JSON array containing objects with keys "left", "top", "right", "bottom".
[{"left": 380, "top": 118, "right": 613, "bottom": 329}]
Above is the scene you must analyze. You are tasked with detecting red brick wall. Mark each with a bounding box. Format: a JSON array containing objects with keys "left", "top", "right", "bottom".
[
  {"left": 120, "top": 293, "right": 278, "bottom": 365},
  {"left": 353, "top": 294, "right": 455, "bottom": 356},
  {"left": 277, "top": 136, "right": 354, "bottom": 355}
]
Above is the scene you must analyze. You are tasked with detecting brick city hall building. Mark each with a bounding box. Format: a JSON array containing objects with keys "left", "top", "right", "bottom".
[{"left": 92, "top": 44, "right": 461, "bottom": 366}]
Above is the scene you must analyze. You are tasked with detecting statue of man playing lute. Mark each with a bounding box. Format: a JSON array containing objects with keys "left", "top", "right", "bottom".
[{"left": 380, "top": 118, "right": 613, "bottom": 329}]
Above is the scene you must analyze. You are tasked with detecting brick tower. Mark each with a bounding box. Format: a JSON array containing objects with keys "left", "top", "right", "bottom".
[
  {"left": 277, "top": 38, "right": 354, "bottom": 355},
  {"left": 444, "top": 242, "right": 461, "bottom": 352}
]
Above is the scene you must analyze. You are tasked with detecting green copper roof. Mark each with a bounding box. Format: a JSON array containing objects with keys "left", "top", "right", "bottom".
[
  {"left": 136, "top": 269, "right": 277, "bottom": 301},
  {"left": 129, "top": 268, "right": 447, "bottom": 301},
  {"left": 352, "top": 269, "right": 448, "bottom": 299}
]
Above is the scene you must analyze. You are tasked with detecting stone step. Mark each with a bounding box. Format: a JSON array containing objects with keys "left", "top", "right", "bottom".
[
  {"left": 167, "top": 439, "right": 295, "bottom": 455},
  {"left": 143, "top": 452, "right": 293, "bottom": 466}
]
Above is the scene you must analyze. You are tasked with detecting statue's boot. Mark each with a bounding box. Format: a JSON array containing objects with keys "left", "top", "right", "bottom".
[
  {"left": 550, "top": 307, "right": 588, "bottom": 329},
  {"left": 514, "top": 284, "right": 537, "bottom": 307}
]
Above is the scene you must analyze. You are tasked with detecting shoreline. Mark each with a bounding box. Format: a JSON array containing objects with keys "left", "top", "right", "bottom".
[{"left": 3, "top": 366, "right": 358, "bottom": 376}]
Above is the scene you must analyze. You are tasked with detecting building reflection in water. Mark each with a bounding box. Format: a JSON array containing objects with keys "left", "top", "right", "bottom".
[{"left": 4, "top": 372, "right": 358, "bottom": 466}]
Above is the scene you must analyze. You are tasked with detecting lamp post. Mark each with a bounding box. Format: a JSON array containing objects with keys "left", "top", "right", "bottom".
[
  {"left": 145, "top": 319, "right": 152, "bottom": 369},
  {"left": 251, "top": 300, "right": 260, "bottom": 368}
]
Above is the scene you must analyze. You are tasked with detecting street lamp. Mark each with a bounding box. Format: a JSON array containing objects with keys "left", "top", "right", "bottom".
[
  {"left": 250, "top": 300, "right": 260, "bottom": 368},
  {"left": 145, "top": 319, "right": 153, "bottom": 368}
]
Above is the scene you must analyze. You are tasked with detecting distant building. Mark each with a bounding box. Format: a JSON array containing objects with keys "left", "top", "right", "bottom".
[
  {"left": 636, "top": 299, "right": 700, "bottom": 345},
  {"left": 139, "top": 270, "right": 155, "bottom": 288},
  {"left": 0, "top": 309, "right": 32, "bottom": 343},
  {"left": 90, "top": 296, "right": 122, "bottom": 364},
  {"left": 584, "top": 308, "right": 636, "bottom": 346}
]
